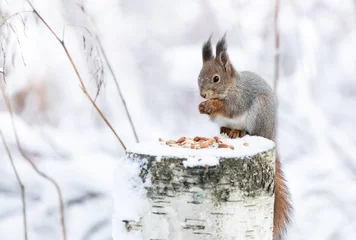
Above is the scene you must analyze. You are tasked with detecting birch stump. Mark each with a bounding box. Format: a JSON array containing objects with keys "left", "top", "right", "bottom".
[{"left": 113, "top": 136, "right": 276, "bottom": 240}]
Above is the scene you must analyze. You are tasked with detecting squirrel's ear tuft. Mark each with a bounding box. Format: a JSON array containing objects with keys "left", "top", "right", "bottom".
[
  {"left": 202, "top": 36, "right": 214, "bottom": 63},
  {"left": 216, "top": 34, "right": 233, "bottom": 75},
  {"left": 216, "top": 33, "right": 227, "bottom": 58}
]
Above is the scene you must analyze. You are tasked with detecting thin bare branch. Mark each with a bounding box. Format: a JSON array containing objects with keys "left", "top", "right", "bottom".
[
  {"left": 25, "top": 0, "right": 126, "bottom": 150},
  {"left": 62, "top": 42, "right": 126, "bottom": 149},
  {"left": 0, "top": 130, "right": 28, "bottom": 240},
  {"left": 93, "top": 30, "right": 140, "bottom": 143},
  {"left": 0, "top": 80, "right": 67, "bottom": 240},
  {"left": 67, "top": 21, "right": 140, "bottom": 143},
  {"left": 0, "top": 11, "right": 33, "bottom": 29},
  {"left": 0, "top": 39, "right": 6, "bottom": 83},
  {"left": 8, "top": 23, "right": 26, "bottom": 66},
  {"left": 274, "top": 0, "right": 280, "bottom": 91},
  {"left": 274, "top": 0, "right": 280, "bottom": 145},
  {"left": 16, "top": 13, "right": 28, "bottom": 37},
  {"left": 1, "top": 11, "right": 32, "bottom": 81},
  {"left": 63, "top": 25, "right": 104, "bottom": 101}
]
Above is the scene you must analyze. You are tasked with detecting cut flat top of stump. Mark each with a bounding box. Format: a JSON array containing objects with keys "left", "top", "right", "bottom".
[{"left": 126, "top": 135, "right": 275, "bottom": 167}]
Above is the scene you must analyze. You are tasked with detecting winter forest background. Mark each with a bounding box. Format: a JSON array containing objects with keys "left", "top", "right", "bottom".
[{"left": 1, "top": 0, "right": 356, "bottom": 239}]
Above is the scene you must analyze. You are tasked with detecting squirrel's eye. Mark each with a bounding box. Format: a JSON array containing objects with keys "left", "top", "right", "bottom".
[{"left": 213, "top": 76, "right": 220, "bottom": 83}]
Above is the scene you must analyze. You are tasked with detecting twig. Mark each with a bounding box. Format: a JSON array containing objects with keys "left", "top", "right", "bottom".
[
  {"left": 0, "top": 80, "right": 67, "bottom": 240},
  {"left": 1, "top": 11, "right": 32, "bottom": 82},
  {"left": 274, "top": 0, "right": 280, "bottom": 91},
  {"left": 273, "top": 0, "right": 281, "bottom": 146},
  {"left": 0, "top": 11, "right": 33, "bottom": 29},
  {"left": 65, "top": 23, "right": 139, "bottom": 142},
  {"left": 0, "top": 130, "right": 28, "bottom": 240},
  {"left": 63, "top": 25, "right": 104, "bottom": 103},
  {"left": 8, "top": 23, "right": 26, "bottom": 66},
  {"left": 25, "top": 0, "right": 126, "bottom": 150},
  {"left": 94, "top": 32, "right": 140, "bottom": 143},
  {"left": 16, "top": 13, "right": 28, "bottom": 38},
  {"left": 0, "top": 39, "right": 7, "bottom": 83}
]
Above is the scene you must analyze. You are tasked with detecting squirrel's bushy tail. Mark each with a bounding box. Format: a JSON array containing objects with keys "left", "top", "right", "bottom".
[{"left": 273, "top": 156, "right": 292, "bottom": 240}]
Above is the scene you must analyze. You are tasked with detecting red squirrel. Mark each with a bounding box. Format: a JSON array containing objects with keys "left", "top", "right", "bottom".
[{"left": 197, "top": 35, "right": 292, "bottom": 239}]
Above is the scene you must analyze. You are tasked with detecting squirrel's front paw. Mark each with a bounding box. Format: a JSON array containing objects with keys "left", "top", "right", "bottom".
[
  {"left": 199, "top": 100, "right": 210, "bottom": 115},
  {"left": 199, "top": 99, "right": 223, "bottom": 115}
]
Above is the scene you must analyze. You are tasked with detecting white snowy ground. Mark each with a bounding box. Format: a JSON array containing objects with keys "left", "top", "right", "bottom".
[{"left": 1, "top": 0, "right": 356, "bottom": 239}]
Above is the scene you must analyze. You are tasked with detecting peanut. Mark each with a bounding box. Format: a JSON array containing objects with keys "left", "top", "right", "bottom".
[
  {"left": 177, "top": 137, "right": 186, "bottom": 143},
  {"left": 218, "top": 143, "right": 229, "bottom": 148},
  {"left": 199, "top": 141, "right": 209, "bottom": 149},
  {"left": 207, "top": 139, "right": 215, "bottom": 145},
  {"left": 166, "top": 140, "right": 176, "bottom": 145},
  {"left": 243, "top": 142, "right": 249, "bottom": 146},
  {"left": 161, "top": 135, "right": 238, "bottom": 151}
]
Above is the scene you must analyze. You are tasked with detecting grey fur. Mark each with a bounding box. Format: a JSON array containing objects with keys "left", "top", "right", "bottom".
[
  {"left": 198, "top": 37, "right": 276, "bottom": 141},
  {"left": 226, "top": 71, "right": 276, "bottom": 140}
]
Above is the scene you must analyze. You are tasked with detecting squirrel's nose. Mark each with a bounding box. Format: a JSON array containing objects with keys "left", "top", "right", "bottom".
[{"left": 201, "top": 93, "right": 206, "bottom": 98}]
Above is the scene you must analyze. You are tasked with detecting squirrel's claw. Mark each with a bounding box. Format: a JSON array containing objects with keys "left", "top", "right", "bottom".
[
  {"left": 239, "top": 130, "right": 247, "bottom": 137},
  {"left": 228, "top": 129, "right": 239, "bottom": 139},
  {"left": 228, "top": 129, "right": 247, "bottom": 139},
  {"left": 220, "top": 127, "right": 247, "bottom": 139},
  {"left": 220, "top": 127, "right": 232, "bottom": 135}
]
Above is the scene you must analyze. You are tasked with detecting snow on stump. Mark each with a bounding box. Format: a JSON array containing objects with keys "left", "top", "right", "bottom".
[{"left": 113, "top": 135, "right": 276, "bottom": 240}]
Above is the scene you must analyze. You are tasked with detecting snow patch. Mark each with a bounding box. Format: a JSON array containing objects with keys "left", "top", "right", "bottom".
[
  {"left": 183, "top": 156, "right": 219, "bottom": 167},
  {"left": 112, "top": 157, "right": 150, "bottom": 240},
  {"left": 127, "top": 135, "right": 275, "bottom": 159}
]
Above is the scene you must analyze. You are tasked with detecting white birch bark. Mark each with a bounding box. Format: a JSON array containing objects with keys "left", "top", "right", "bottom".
[{"left": 117, "top": 145, "right": 276, "bottom": 240}]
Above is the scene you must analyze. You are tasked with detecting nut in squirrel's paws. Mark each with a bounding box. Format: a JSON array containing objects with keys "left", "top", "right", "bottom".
[
  {"left": 199, "top": 99, "right": 223, "bottom": 115},
  {"left": 199, "top": 100, "right": 211, "bottom": 115}
]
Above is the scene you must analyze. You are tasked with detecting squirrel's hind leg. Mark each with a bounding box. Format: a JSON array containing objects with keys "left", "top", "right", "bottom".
[
  {"left": 220, "top": 127, "right": 247, "bottom": 139},
  {"left": 220, "top": 126, "right": 232, "bottom": 135}
]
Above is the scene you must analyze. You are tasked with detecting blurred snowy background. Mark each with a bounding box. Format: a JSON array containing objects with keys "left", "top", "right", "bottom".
[{"left": 1, "top": 0, "right": 356, "bottom": 239}]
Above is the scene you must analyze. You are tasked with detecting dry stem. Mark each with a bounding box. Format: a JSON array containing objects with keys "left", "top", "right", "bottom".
[
  {"left": 0, "top": 81, "right": 67, "bottom": 240},
  {"left": 274, "top": 0, "right": 280, "bottom": 91},
  {"left": 93, "top": 30, "right": 139, "bottom": 143},
  {"left": 25, "top": 0, "right": 126, "bottom": 150},
  {"left": 0, "top": 11, "right": 33, "bottom": 29},
  {"left": 63, "top": 23, "right": 139, "bottom": 143},
  {"left": 0, "top": 130, "right": 28, "bottom": 240}
]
